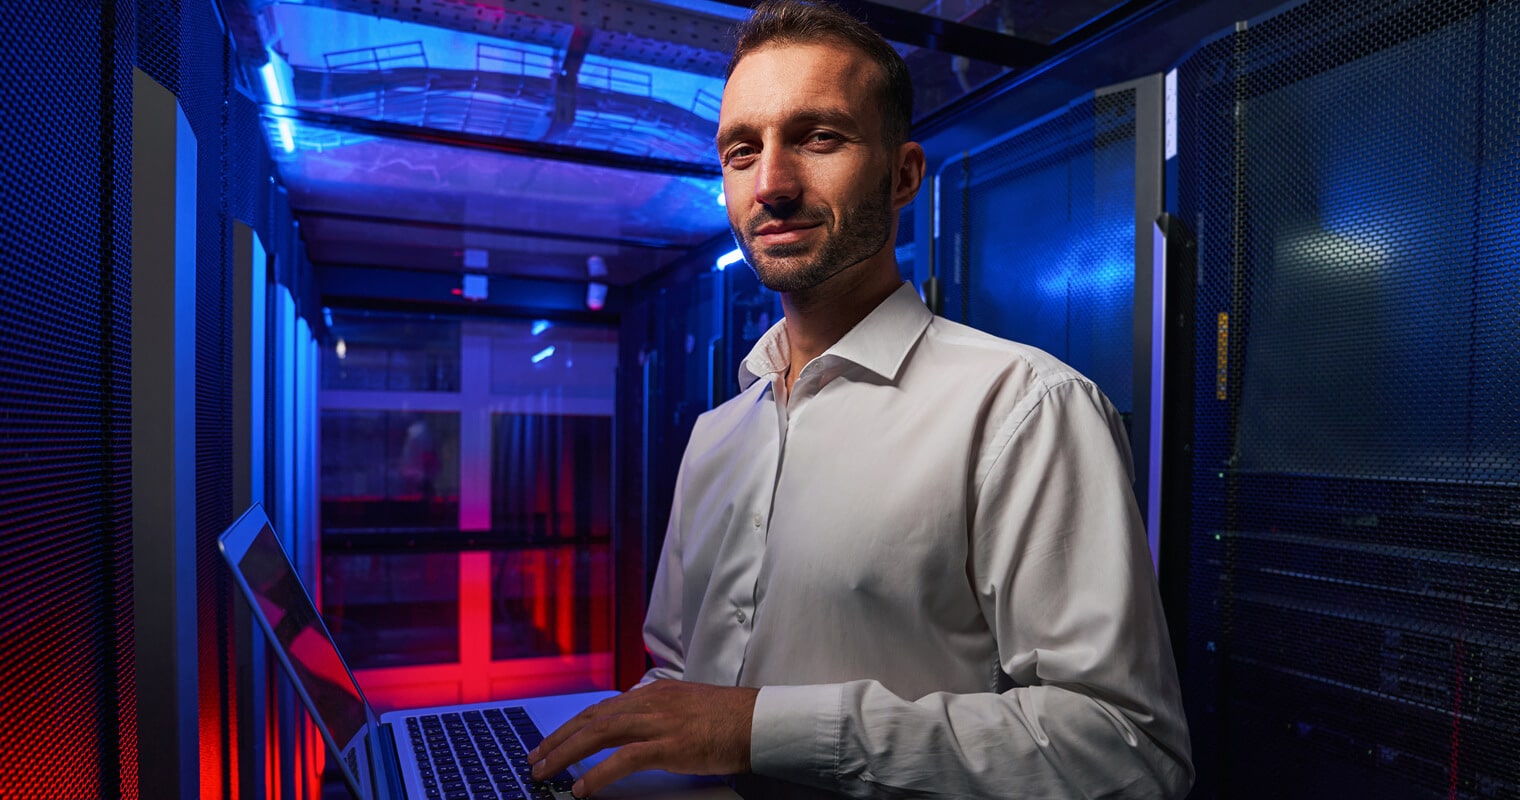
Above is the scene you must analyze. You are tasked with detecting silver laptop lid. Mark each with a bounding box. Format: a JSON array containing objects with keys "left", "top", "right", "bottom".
[{"left": 219, "top": 504, "right": 380, "bottom": 799}]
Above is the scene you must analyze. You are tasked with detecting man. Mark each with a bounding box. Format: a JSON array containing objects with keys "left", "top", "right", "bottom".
[{"left": 530, "top": 1, "right": 1193, "bottom": 796}]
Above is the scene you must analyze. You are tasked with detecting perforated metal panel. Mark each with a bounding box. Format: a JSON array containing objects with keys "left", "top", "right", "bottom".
[
  {"left": 0, "top": 1, "right": 135, "bottom": 797},
  {"left": 1175, "top": 1, "right": 1520, "bottom": 796},
  {"left": 935, "top": 88, "right": 1139, "bottom": 415},
  {"left": 111, "top": 2, "right": 140, "bottom": 796}
]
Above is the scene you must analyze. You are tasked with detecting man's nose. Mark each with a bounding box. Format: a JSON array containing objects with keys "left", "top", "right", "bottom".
[{"left": 753, "top": 148, "right": 801, "bottom": 209}]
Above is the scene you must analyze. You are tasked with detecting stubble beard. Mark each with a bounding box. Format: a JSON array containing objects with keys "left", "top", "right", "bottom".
[{"left": 734, "top": 172, "right": 895, "bottom": 294}]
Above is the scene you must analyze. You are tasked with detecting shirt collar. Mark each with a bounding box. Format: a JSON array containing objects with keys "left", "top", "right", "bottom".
[{"left": 738, "top": 282, "right": 932, "bottom": 391}]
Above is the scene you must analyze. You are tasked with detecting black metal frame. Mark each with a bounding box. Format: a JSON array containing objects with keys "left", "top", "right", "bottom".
[{"left": 1153, "top": 212, "right": 1196, "bottom": 681}]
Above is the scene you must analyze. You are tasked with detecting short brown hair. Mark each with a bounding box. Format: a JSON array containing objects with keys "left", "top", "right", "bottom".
[{"left": 725, "top": 0, "right": 914, "bottom": 149}]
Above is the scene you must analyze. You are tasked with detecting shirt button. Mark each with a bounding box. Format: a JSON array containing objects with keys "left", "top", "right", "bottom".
[
  {"left": 751, "top": 514, "right": 763, "bottom": 528},
  {"left": 735, "top": 609, "right": 747, "bottom": 624}
]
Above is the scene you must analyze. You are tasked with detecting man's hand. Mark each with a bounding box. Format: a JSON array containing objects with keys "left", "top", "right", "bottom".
[{"left": 527, "top": 679, "right": 759, "bottom": 797}]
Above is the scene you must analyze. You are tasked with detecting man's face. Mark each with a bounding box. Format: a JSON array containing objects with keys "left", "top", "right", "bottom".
[{"left": 717, "top": 42, "right": 897, "bottom": 293}]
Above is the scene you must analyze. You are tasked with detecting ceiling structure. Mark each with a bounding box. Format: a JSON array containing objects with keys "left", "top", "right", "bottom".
[{"left": 225, "top": 0, "right": 1143, "bottom": 309}]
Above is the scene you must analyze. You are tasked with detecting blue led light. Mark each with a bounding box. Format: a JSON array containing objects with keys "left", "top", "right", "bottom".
[
  {"left": 716, "top": 190, "right": 726, "bottom": 207},
  {"left": 531, "top": 345, "right": 556, "bottom": 364},
  {"left": 260, "top": 58, "right": 296, "bottom": 153},
  {"left": 260, "top": 61, "right": 288, "bottom": 105},
  {"left": 715, "top": 248, "right": 744, "bottom": 271},
  {"left": 531, "top": 320, "right": 552, "bottom": 336}
]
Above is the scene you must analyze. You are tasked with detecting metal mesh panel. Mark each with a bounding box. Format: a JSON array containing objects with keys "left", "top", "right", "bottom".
[
  {"left": 231, "top": 94, "right": 269, "bottom": 236},
  {"left": 111, "top": 0, "right": 139, "bottom": 795},
  {"left": 936, "top": 90, "right": 1138, "bottom": 414},
  {"left": 1176, "top": 0, "right": 1519, "bottom": 796},
  {"left": 0, "top": 1, "right": 134, "bottom": 797},
  {"left": 136, "top": 0, "right": 180, "bottom": 94}
]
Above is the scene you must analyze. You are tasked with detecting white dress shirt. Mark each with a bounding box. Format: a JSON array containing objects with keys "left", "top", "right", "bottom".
[{"left": 641, "top": 282, "right": 1192, "bottom": 798}]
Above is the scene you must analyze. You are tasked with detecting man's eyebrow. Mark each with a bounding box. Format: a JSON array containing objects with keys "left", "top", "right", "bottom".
[
  {"left": 791, "top": 108, "right": 860, "bottom": 131},
  {"left": 715, "top": 108, "right": 863, "bottom": 150},
  {"left": 716, "top": 121, "right": 759, "bottom": 151}
]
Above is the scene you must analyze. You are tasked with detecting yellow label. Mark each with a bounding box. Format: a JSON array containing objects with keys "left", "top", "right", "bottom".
[{"left": 1216, "top": 312, "right": 1229, "bottom": 400}]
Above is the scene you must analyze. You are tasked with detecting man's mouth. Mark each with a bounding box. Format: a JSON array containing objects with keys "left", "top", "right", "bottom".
[{"left": 751, "top": 221, "right": 821, "bottom": 246}]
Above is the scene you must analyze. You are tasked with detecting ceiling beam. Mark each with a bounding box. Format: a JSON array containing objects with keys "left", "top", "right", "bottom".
[
  {"left": 297, "top": 209, "right": 691, "bottom": 250},
  {"left": 267, "top": 105, "right": 723, "bottom": 178},
  {"left": 707, "top": 0, "right": 1055, "bottom": 69}
]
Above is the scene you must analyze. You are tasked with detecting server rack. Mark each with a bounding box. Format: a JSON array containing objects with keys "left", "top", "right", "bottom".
[{"left": 1171, "top": 1, "right": 1520, "bottom": 796}]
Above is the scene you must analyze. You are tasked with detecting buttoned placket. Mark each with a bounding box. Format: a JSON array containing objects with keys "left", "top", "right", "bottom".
[
  {"left": 732, "top": 358, "right": 835, "bottom": 677},
  {"left": 727, "top": 376, "right": 784, "bottom": 674}
]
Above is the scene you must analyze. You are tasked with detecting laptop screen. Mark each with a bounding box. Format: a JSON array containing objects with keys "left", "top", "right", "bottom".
[{"left": 236, "top": 522, "right": 370, "bottom": 750}]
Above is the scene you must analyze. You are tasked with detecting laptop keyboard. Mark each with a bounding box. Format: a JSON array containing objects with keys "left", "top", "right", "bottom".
[{"left": 404, "top": 707, "right": 576, "bottom": 800}]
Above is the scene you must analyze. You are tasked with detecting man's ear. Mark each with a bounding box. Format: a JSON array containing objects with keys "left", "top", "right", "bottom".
[{"left": 892, "top": 141, "right": 927, "bottom": 210}]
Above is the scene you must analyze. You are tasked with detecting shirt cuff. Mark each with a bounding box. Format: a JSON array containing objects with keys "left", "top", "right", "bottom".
[{"left": 750, "top": 684, "right": 843, "bottom": 788}]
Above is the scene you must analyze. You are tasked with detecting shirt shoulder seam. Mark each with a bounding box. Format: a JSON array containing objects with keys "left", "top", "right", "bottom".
[{"left": 972, "top": 369, "right": 1091, "bottom": 499}]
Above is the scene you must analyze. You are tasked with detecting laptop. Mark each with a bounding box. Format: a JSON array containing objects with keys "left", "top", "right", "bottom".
[{"left": 219, "top": 504, "right": 739, "bottom": 800}]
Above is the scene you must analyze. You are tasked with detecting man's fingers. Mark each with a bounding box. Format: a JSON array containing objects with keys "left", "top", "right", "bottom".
[
  {"left": 570, "top": 741, "right": 662, "bottom": 798},
  {"left": 528, "top": 681, "right": 756, "bottom": 792},
  {"left": 530, "top": 698, "right": 615, "bottom": 762},
  {"left": 532, "top": 712, "right": 652, "bottom": 780}
]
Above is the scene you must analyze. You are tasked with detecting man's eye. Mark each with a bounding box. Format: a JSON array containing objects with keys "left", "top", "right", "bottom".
[
  {"left": 806, "top": 131, "right": 840, "bottom": 145},
  {"left": 725, "top": 146, "right": 757, "bottom": 165}
]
